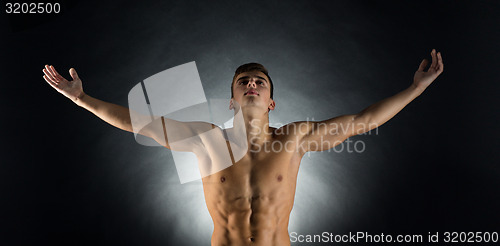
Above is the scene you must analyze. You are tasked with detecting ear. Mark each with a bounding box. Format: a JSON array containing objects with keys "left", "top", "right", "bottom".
[
  {"left": 268, "top": 99, "right": 276, "bottom": 111},
  {"left": 229, "top": 98, "right": 234, "bottom": 110}
]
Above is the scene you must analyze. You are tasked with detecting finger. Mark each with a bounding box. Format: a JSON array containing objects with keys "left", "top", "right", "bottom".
[
  {"left": 437, "top": 52, "right": 444, "bottom": 72},
  {"left": 43, "top": 68, "right": 57, "bottom": 83},
  {"left": 69, "top": 68, "right": 79, "bottom": 80},
  {"left": 430, "top": 49, "right": 437, "bottom": 69},
  {"left": 47, "top": 65, "right": 63, "bottom": 83},
  {"left": 417, "top": 59, "right": 428, "bottom": 72},
  {"left": 49, "top": 65, "right": 64, "bottom": 81},
  {"left": 45, "top": 65, "right": 57, "bottom": 80},
  {"left": 44, "top": 75, "right": 60, "bottom": 90},
  {"left": 48, "top": 65, "right": 60, "bottom": 79}
]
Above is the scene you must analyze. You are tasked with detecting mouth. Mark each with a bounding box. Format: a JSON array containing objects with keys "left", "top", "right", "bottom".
[{"left": 244, "top": 89, "right": 259, "bottom": 96}]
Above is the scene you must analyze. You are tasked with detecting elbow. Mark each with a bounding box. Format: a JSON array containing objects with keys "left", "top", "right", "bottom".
[
  {"left": 354, "top": 112, "right": 371, "bottom": 125},
  {"left": 353, "top": 113, "right": 378, "bottom": 135}
]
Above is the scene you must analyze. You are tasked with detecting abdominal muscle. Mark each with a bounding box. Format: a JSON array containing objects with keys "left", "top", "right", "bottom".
[{"left": 201, "top": 151, "right": 302, "bottom": 246}]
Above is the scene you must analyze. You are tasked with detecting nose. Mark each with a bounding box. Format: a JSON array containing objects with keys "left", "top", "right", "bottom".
[{"left": 247, "top": 80, "right": 257, "bottom": 88}]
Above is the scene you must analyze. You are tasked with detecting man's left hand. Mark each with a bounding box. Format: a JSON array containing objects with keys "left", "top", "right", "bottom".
[{"left": 413, "top": 49, "right": 444, "bottom": 91}]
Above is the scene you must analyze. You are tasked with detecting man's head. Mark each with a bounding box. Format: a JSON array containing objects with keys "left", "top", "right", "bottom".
[
  {"left": 230, "top": 63, "right": 275, "bottom": 113},
  {"left": 231, "top": 63, "right": 273, "bottom": 99}
]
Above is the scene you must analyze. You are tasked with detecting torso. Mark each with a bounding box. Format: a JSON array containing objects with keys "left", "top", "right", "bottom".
[{"left": 199, "top": 126, "right": 304, "bottom": 246}]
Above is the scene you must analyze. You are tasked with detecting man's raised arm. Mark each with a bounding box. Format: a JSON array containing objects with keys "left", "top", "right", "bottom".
[
  {"left": 42, "top": 65, "right": 170, "bottom": 148},
  {"left": 300, "top": 49, "right": 444, "bottom": 153}
]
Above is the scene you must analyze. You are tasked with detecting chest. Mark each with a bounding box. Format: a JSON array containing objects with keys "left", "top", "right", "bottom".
[{"left": 203, "top": 146, "right": 302, "bottom": 192}]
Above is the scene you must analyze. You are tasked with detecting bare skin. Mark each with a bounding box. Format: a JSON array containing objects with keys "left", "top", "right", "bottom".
[{"left": 43, "top": 49, "right": 443, "bottom": 246}]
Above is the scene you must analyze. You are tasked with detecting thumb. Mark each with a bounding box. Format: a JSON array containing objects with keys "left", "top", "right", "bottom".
[
  {"left": 69, "top": 68, "right": 79, "bottom": 80},
  {"left": 417, "top": 59, "right": 428, "bottom": 72}
]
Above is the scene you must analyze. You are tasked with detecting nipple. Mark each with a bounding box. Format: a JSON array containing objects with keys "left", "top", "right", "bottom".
[
  {"left": 277, "top": 175, "right": 283, "bottom": 182},
  {"left": 220, "top": 176, "right": 226, "bottom": 183}
]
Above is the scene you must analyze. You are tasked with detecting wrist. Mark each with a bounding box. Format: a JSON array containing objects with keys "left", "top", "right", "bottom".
[
  {"left": 410, "top": 83, "right": 426, "bottom": 96},
  {"left": 74, "top": 91, "right": 87, "bottom": 106}
]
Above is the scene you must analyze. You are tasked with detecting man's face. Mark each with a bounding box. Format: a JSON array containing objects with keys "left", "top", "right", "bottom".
[{"left": 231, "top": 71, "right": 275, "bottom": 113}]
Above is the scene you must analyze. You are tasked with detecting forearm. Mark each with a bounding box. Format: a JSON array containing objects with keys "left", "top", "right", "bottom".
[
  {"left": 75, "top": 93, "right": 133, "bottom": 132},
  {"left": 357, "top": 83, "right": 425, "bottom": 128}
]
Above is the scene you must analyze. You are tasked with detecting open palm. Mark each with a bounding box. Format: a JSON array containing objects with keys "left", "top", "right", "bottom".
[
  {"left": 43, "top": 65, "right": 84, "bottom": 102},
  {"left": 413, "top": 49, "right": 444, "bottom": 90}
]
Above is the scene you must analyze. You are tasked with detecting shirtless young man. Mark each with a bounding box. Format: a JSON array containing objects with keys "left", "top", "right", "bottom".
[{"left": 42, "top": 49, "right": 443, "bottom": 246}]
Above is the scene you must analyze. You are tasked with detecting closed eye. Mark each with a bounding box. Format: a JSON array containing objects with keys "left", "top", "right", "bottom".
[{"left": 238, "top": 80, "right": 266, "bottom": 86}]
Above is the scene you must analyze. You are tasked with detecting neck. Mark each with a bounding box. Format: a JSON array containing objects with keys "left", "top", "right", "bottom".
[{"left": 240, "top": 107, "right": 273, "bottom": 146}]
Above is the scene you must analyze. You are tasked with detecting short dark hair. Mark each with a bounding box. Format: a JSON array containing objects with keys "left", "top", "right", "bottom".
[{"left": 231, "top": 63, "right": 273, "bottom": 99}]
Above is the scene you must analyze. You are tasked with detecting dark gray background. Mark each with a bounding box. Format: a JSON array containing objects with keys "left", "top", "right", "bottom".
[{"left": 1, "top": 0, "right": 499, "bottom": 245}]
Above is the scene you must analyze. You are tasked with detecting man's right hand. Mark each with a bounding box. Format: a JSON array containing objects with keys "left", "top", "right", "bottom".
[{"left": 43, "top": 65, "right": 84, "bottom": 102}]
